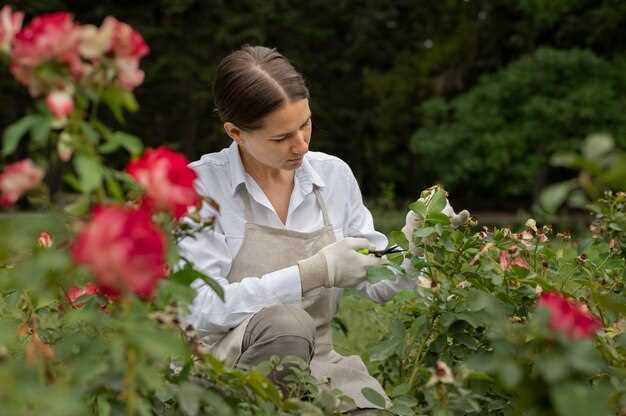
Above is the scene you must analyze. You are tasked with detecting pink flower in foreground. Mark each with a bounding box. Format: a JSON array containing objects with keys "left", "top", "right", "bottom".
[
  {"left": 71, "top": 205, "right": 168, "bottom": 299},
  {"left": 499, "top": 250, "right": 529, "bottom": 271},
  {"left": 0, "top": 159, "right": 44, "bottom": 206},
  {"left": 127, "top": 147, "right": 200, "bottom": 220},
  {"left": 46, "top": 89, "right": 74, "bottom": 119},
  {"left": 538, "top": 292, "right": 602, "bottom": 339},
  {"left": 10, "top": 12, "right": 82, "bottom": 93},
  {"left": 0, "top": 5, "right": 24, "bottom": 54},
  {"left": 37, "top": 231, "right": 53, "bottom": 248}
]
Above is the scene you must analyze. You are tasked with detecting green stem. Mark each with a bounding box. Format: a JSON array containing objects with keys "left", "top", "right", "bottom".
[
  {"left": 125, "top": 348, "right": 136, "bottom": 416},
  {"left": 409, "top": 313, "right": 440, "bottom": 389}
]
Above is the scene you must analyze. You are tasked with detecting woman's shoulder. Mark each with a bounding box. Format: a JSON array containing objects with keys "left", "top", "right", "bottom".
[{"left": 305, "top": 150, "right": 352, "bottom": 175}]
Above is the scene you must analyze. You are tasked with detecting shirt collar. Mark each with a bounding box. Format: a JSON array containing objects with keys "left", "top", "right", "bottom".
[{"left": 228, "top": 142, "right": 325, "bottom": 195}]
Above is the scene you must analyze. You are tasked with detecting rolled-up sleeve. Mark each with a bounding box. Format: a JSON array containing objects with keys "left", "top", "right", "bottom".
[{"left": 179, "top": 181, "right": 302, "bottom": 335}]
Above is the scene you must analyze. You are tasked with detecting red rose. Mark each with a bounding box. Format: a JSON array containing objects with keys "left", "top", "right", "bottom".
[
  {"left": 0, "top": 159, "right": 44, "bottom": 206},
  {"left": 0, "top": 5, "right": 24, "bottom": 54},
  {"left": 71, "top": 205, "right": 168, "bottom": 299},
  {"left": 538, "top": 292, "right": 602, "bottom": 339},
  {"left": 126, "top": 147, "right": 200, "bottom": 220}
]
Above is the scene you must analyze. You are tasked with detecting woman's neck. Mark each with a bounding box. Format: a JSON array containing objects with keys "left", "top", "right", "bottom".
[{"left": 239, "top": 146, "right": 294, "bottom": 186}]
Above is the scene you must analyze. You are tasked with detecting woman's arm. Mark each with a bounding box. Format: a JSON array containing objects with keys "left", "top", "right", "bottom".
[{"left": 179, "top": 189, "right": 302, "bottom": 335}]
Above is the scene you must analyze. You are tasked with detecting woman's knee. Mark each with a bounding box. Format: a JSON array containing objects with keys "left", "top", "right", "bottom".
[{"left": 246, "top": 304, "right": 315, "bottom": 344}]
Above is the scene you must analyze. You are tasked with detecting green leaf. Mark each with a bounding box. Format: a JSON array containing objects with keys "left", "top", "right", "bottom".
[
  {"left": 539, "top": 180, "right": 576, "bottom": 213},
  {"left": 171, "top": 264, "right": 224, "bottom": 301},
  {"left": 582, "top": 134, "right": 613, "bottom": 162},
  {"left": 64, "top": 194, "right": 91, "bottom": 216},
  {"left": 498, "top": 360, "right": 522, "bottom": 389},
  {"left": 3, "top": 115, "right": 38, "bottom": 156},
  {"left": 73, "top": 155, "right": 103, "bottom": 192},
  {"left": 551, "top": 383, "right": 611, "bottom": 416},
  {"left": 361, "top": 387, "right": 386, "bottom": 408},
  {"left": 101, "top": 86, "right": 138, "bottom": 123},
  {"left": 30, "top": 115, "right": 51, "bottom": 145},
  {"left": 413, "top": 226, "right": 436, "bottom": 238},
  {"left": 113, "top": 132, "right": 143, "bottom": 157},
  {"left": 390, "top": 230, "right": 409, "bottom": 249},
  {"left": 80, "top": 121, "right": 100, "bottom": 143},
  {"left": 427, "top": 188, "right": 447, "bottom": 213},
  {"left": 177, "top": 382, "right": 203, "bottom": 416},
  {"left": 408, "top": 200, "right": 427, "bottom": 218},
  {"left": 426, "top": 211, "right": 450, "bottom": 225}
]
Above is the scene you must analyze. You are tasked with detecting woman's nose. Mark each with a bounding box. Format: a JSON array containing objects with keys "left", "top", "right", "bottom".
[{"left": 292, "top": 130, "right": 309, "bottom": 154}]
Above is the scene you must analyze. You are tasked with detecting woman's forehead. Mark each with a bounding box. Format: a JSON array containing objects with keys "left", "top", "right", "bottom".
[{"left": 260, "top": 99, "right": 310, "bottom": 135}]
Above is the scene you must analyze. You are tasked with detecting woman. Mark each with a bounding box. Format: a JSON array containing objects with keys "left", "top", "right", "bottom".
[{"left": 180, "top": 45, "right": 419, "bottom": 413}]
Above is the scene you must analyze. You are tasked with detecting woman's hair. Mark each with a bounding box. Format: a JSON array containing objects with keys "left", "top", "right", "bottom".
[{"left": 213, "top": 45, "right": 309, "bottom": 131}]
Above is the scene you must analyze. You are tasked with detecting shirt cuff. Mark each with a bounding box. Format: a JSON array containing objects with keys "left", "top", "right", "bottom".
[{"left": 261, "top": 265, "right": 303, "bottom": 304}]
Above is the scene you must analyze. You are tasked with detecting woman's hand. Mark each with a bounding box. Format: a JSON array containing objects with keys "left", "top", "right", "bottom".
[{"left": 298, "top": 237, "right": 384, "bottom": 292}]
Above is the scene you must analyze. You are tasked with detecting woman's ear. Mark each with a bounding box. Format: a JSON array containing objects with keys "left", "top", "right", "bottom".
[{"left": 223, "top": 122, "right": 243, "bottom": 145}]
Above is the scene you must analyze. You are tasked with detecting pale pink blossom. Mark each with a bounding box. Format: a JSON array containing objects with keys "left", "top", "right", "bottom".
[
  {"left": 78, "top": 19, "right": 114, "bottom": 60},
  {"left": 499, "top": 250, "right": 529, "bottom": 271},
  {"left": 46, "top": 90, "right": 74, "bottom": 119},
  {"left": 57, "top": 132, "right": 73, "bottom": 161},
  {"left": 115, "top": 57, "right": 145, "bottom": 90},
  {"left": 0, "top": 159, "right": 44, "bottom": 206},
  {"left": 0, "top": 5, "right": 24, "bottom": 54},
  {"left": 426, "top": 361, "right": 455, "bottom": 387}
]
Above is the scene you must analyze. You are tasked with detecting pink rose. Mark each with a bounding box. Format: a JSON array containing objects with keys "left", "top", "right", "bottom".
[
  {"left": 71, "top": 205, "right": 168, "bottom": 299},
  {"left": 499, "top": 250, "right": 529, "bottom": 271},
  {"left": 46, "top": 90, "right": 74, "bottom": 119},
  {"left": 126, "top": 147, "right": 200, "bottom": 220},
  {"left": 538, "top": 292, "right": 602, "bottom": 339},
  {"left": 78, "top": 19, "right": 115, "bottom": 60},
  {"left": 107, "top": 17, "right": 149, "bottom": 59},
  {"left": 10, "top": 12, "right": 82, "bottom": 94},
  {"left": 37, "top": 231, "right": 53, "bottom": 248},
  {"left": 0, "top": 159, "right": 44, "bottom": 206},
  {"left": 0, "top": 5, "right": 24, "bottom": 54}
]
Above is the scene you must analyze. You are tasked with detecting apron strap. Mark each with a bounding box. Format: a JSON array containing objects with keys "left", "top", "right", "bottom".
[
  {"left": 313, "top": 186, "right": 331, "bottom": 227},
  {"left": 241, "top": 182, "right": 331, "bottom": 227}
]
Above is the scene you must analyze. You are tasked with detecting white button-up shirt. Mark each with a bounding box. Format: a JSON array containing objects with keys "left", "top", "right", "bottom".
[{"left": 181, "top": 142, "right": 415, "bottom": 335}]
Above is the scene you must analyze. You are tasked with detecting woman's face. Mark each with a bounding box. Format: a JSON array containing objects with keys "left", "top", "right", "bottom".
[{"left": 229, "top": 99, "right": 312, "bottom": 171}]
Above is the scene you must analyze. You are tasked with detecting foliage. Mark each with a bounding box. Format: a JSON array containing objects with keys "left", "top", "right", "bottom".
[
  {"left": 349, "top": 185, "right": 626, "bottom": 415},
  {"left": 411, "top": 48, "right": 626, "bottom": 202}
]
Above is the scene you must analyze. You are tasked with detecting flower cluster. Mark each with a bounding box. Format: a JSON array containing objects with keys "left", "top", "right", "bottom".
[
  {"left": 70, "top": 146, "right": 200, "bottom": 300},
  {"left": 537, "top": 292, "right": 602, "bottom": 339},
  {"left": 1, "top": 6, "right": 149, "bottom": 122}
]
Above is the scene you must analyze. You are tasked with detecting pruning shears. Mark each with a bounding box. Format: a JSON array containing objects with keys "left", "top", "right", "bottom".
[{"left": 357, "top": 245, "right": 406, "bottom": 257}]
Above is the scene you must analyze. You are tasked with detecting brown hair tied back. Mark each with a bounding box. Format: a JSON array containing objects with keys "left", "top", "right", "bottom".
[{"left": 213, "top": 45, "right": 310, "bottom": 131}]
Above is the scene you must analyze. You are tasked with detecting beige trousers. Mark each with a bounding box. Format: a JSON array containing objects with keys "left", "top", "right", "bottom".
[{"left": 238, "top": 304, "right": 315, "bottom": 368}]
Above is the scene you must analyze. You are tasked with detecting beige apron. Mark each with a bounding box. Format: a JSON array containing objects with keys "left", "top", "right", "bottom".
[{"left": 201, "top": 186, "right": 390, "bottom": 411}]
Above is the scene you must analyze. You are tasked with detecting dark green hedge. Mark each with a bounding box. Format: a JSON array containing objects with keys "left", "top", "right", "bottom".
[{"left": 3, "top": 0, "right": 626, "bottom": 206}]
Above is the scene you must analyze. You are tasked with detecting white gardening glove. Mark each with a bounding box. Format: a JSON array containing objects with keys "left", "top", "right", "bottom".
[{"left": 298, "top": 237, "right": 384, "bottom": 292}]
